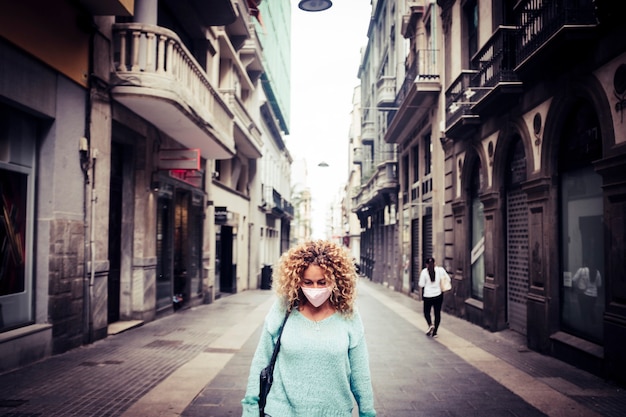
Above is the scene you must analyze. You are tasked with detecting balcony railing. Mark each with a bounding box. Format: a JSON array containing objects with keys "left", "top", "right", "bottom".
[
  {"left": 273, "top": 189, "right": 283, "bottom": 214},
  {"left": 283, "top": 200, "right": 294, "bottom": 218},
  {"left": 361, "top": 120, "right": 376, "bottom": 144},
  {"left": 469, "top": 26, "right": 522, "bottom": 115},
  {"left": 221, "top": 90, "right": 262, "bottom": 158},
  {"left": 111, "top": 23, "right": 234, "bottom": 158},
  {"left": 261, "top": 185, "right": 292, "bottom": 218},
  {"left": 471, "top": 26, "right": 519, "bottom": 90},
  {"left": 515, "top": 0, "right": 597, "bottom": 68},
  {"left": 445, "top": 70, "right": 479, "bottom": 129},
  {"left": 386, "top": 49, "right": 441, "bottom": 133},
  {"left": 353, "top": 161, "right": 399, "bottom": 211},
  {"left": 397, "top": 49, "right": 439, "bottom": 106},
  {"left": 353, "top": 147, "right": 363, "bottom": 165}
]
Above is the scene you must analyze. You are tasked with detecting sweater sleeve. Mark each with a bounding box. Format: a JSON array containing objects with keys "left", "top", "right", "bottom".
[
  {"left": 348, "top": 311, "right": 377, "bottom": 417},
  {"left": 241, "top": 300, "right": 283, "bottom": 417}
]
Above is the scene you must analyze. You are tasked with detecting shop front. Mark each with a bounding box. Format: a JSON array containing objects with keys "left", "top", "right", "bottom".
[{"left": 154, "top": 166, "right": 205, "bottom": 314}]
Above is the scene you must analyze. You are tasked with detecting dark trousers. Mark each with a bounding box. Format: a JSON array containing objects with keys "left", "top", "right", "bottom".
[{"left": 423, "top": 293, "right": 444, "bottom": 334}]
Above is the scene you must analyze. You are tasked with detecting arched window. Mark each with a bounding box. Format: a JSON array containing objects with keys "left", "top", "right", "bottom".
[{"left": 559, "top": 100, "right": 604, "bottom": 343}]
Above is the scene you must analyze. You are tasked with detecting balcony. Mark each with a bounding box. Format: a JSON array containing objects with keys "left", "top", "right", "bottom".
[
  {"left": 376, "top": 75, "right": 397, "bottom": 108},
  {"left": 353, "top": 161, "right": 399, "bottom": 213},
  {"left": 240, "top": 30, "right": 264, "bottom": 84},
  {"left": 470, "top": 26, "right": 523, "bottom": 118},
  {"left": 385, "top": 49, "right": 441, "bottom": 144},
  {"left": 361, "top": 120, "right": 376, "bottom": 145},
  {"left": 261, "top": 185, "right": 293, "bottom": 219},
  {"left": 445, "top": 70, "right": 480, "bottom": 139},
  {"left": 272, "top": 188, "right": 283, "bottom": 216},
  {"left": 216, "top": 27, "right": 262, "bottom": 160},
  {"left": 401, "top": 2, "right": 426, "bottom": 39},
  {"left": 353, "top": 147, "right": 363, "bottom": 165},
  {"left": 111, "top": 23, "right": 235, "bottom": 159},
  {"left": 222, "top": 91, "right": 262, "bottom": 159},
  {"left": 514, "top": 0, "right": 597, "bottom": 80}
]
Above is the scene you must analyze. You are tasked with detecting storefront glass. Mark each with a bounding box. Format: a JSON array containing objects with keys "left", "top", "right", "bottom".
[
  {"left": 559, "top": 100, "right": 604, "bottom": 343},
  {"left": 560, "top": 167, "right": 604, "bottom": 342},
  {"left": 0, "top": 105, "right": 36, "bottom": 331},
  {"left": 470, "top": 163, "right": 485, "bottom": 300}
]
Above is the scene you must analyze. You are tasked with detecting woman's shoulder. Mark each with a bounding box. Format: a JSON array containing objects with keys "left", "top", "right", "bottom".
[{"left": 339, "top": 308, "right": 364, "bottom": 331}]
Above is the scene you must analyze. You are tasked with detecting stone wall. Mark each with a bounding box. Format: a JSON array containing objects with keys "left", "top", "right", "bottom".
[{"left": 48, "top": 219, "right": 85, "bottom": 354}]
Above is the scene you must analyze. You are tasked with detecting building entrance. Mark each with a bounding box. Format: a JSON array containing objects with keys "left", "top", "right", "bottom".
[{"left": 156, "top": 182, "right": 203, "bottom": 312}]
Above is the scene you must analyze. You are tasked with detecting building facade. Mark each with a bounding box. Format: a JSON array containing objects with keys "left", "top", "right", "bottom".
[
  {"left": 345, "top": 85, "right": 364, "bottom": 263},
  {"left": 354, "top": 0, "right": 405, "bottom": 288},
  {"left": 0, "top": 0, "right": 292, "bottom": 373},
  {"left": 354, "top": 0, "right": 626, "bottom": 383}
]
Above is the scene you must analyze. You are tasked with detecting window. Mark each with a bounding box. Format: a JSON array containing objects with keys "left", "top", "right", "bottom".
[
  {"left": 559, "top": 100, "right": 604, "bottom": 343},
  {"left": 470, "top": 160, "right": 485, "bottom": 300},
  {"left": 0, "top": 105, "right": 37, "bottom": 331},
  {"left": 412, "top": 145, "right": 419, "bottom": 183},
  {"left": 463, "top": 0, "right": 479, "bottom": 67},
  {"left": 424, "top": 134, "right": 432, "bottom": 175}
]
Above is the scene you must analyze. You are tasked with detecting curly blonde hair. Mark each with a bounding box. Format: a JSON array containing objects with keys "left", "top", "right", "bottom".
[{"left": 273, "top": 240, "right": 357, "bottom": 316}]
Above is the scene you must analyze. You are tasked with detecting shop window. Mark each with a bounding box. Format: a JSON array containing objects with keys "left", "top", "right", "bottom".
[
  {"left": 560, "top": 101, "right": 604, "bottom": 343},
  {"left": 470, "top": 160, "right": 485, "bottom": 300},
  {"left": 0, "top": 105, "right": 37, "bottom": 331}
]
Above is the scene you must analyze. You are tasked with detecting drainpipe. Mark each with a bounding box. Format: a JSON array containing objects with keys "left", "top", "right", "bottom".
[
  {"left": 81, "top": 20, "right": 95, "bottom": 345},
  {"left": 89, "top": 154, "right": 98, "bottom": 343},
  {"left": 80, "top": 138, "right": 91, "bottom": 344}
]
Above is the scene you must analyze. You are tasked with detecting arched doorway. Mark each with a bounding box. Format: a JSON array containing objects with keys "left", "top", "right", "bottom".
[
  {"left": 469, "top": 158, "right": 485, "bottom": 301},
  {"left": 505, "top": 136, "right": 529, "bottom": 334}
]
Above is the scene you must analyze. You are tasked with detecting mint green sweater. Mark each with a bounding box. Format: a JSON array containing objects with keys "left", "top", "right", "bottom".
[{"left": 241, "top": 300, "right": 376, "bottom": 417}]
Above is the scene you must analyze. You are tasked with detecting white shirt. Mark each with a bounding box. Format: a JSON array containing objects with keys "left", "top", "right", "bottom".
[{"left": 419, "top": 266, "right": 450, "bottom": 298}]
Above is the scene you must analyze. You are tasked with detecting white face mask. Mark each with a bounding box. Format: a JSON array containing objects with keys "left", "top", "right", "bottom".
[{"left": 302, "top": 287, "right": 332, "bottom": 307}]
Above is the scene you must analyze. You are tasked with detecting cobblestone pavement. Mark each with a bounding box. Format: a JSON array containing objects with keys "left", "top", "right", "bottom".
[{"left": 1, "top": 278, "right": 624, "bottom": 417}]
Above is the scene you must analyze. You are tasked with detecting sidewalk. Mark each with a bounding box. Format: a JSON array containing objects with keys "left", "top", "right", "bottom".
[{"left": 0, "top": 278, "right": 624, "bottom": 417}]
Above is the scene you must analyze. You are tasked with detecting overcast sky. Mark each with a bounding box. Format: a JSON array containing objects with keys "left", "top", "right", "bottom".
[{"left": 286, "top": 1, "right": 372, "bottom": 238}]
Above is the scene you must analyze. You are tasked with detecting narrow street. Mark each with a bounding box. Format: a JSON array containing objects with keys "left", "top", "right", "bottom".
[{"left": 1, "top": 279, "right": 624, "bottom": 417}]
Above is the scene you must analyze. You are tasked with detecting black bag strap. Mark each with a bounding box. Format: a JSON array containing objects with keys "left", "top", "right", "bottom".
[
  {"left": 268, "top": 302, "right": 295, "bottom": 373},
  {"left": 267, "top": 316, "right": 285, "bottom": 371}
]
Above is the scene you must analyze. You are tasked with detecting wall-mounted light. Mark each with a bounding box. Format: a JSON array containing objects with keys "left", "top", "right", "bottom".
[
  {"left": 299, "top": 0, "right": 332, "bottom": 12},
  {"left": 151, "top": 172, "right": 160, "bottom": 192}
]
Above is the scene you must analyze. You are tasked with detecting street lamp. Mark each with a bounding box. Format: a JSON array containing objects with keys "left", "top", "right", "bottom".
[{"left": 298, "top": 0, "right": 332, "bottom": 12}]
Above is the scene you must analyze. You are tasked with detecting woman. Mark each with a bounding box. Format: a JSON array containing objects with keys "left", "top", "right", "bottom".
[
  {"left": 241, "top": 240, "right": 376, "bottom": 417},
  {"left": 418, "top": 257, "right": 449, "bottom": 338}
]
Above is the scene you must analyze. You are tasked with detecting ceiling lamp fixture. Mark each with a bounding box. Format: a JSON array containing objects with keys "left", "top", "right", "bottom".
[{"left": 298, "top": 0, "right": 332, "bottom": 12}]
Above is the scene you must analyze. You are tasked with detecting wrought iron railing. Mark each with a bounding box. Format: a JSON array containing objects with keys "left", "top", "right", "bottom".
[
  {"left": 445, "top": 70, "right": 477, "bottom": 127},
  {"left": 471, "top": 26, "right": 519, "bottom": 102},
  {"left": 515, "top": 0, "right": 597, "bottom": 66}
]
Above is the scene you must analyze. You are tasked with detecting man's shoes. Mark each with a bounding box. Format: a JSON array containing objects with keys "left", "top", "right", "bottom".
[
  {"left": 432, "top": 333, "right": 438, "bottom": 338},
  {"left": 426, "top": 325, "right": 434, "bottom": 336}
]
